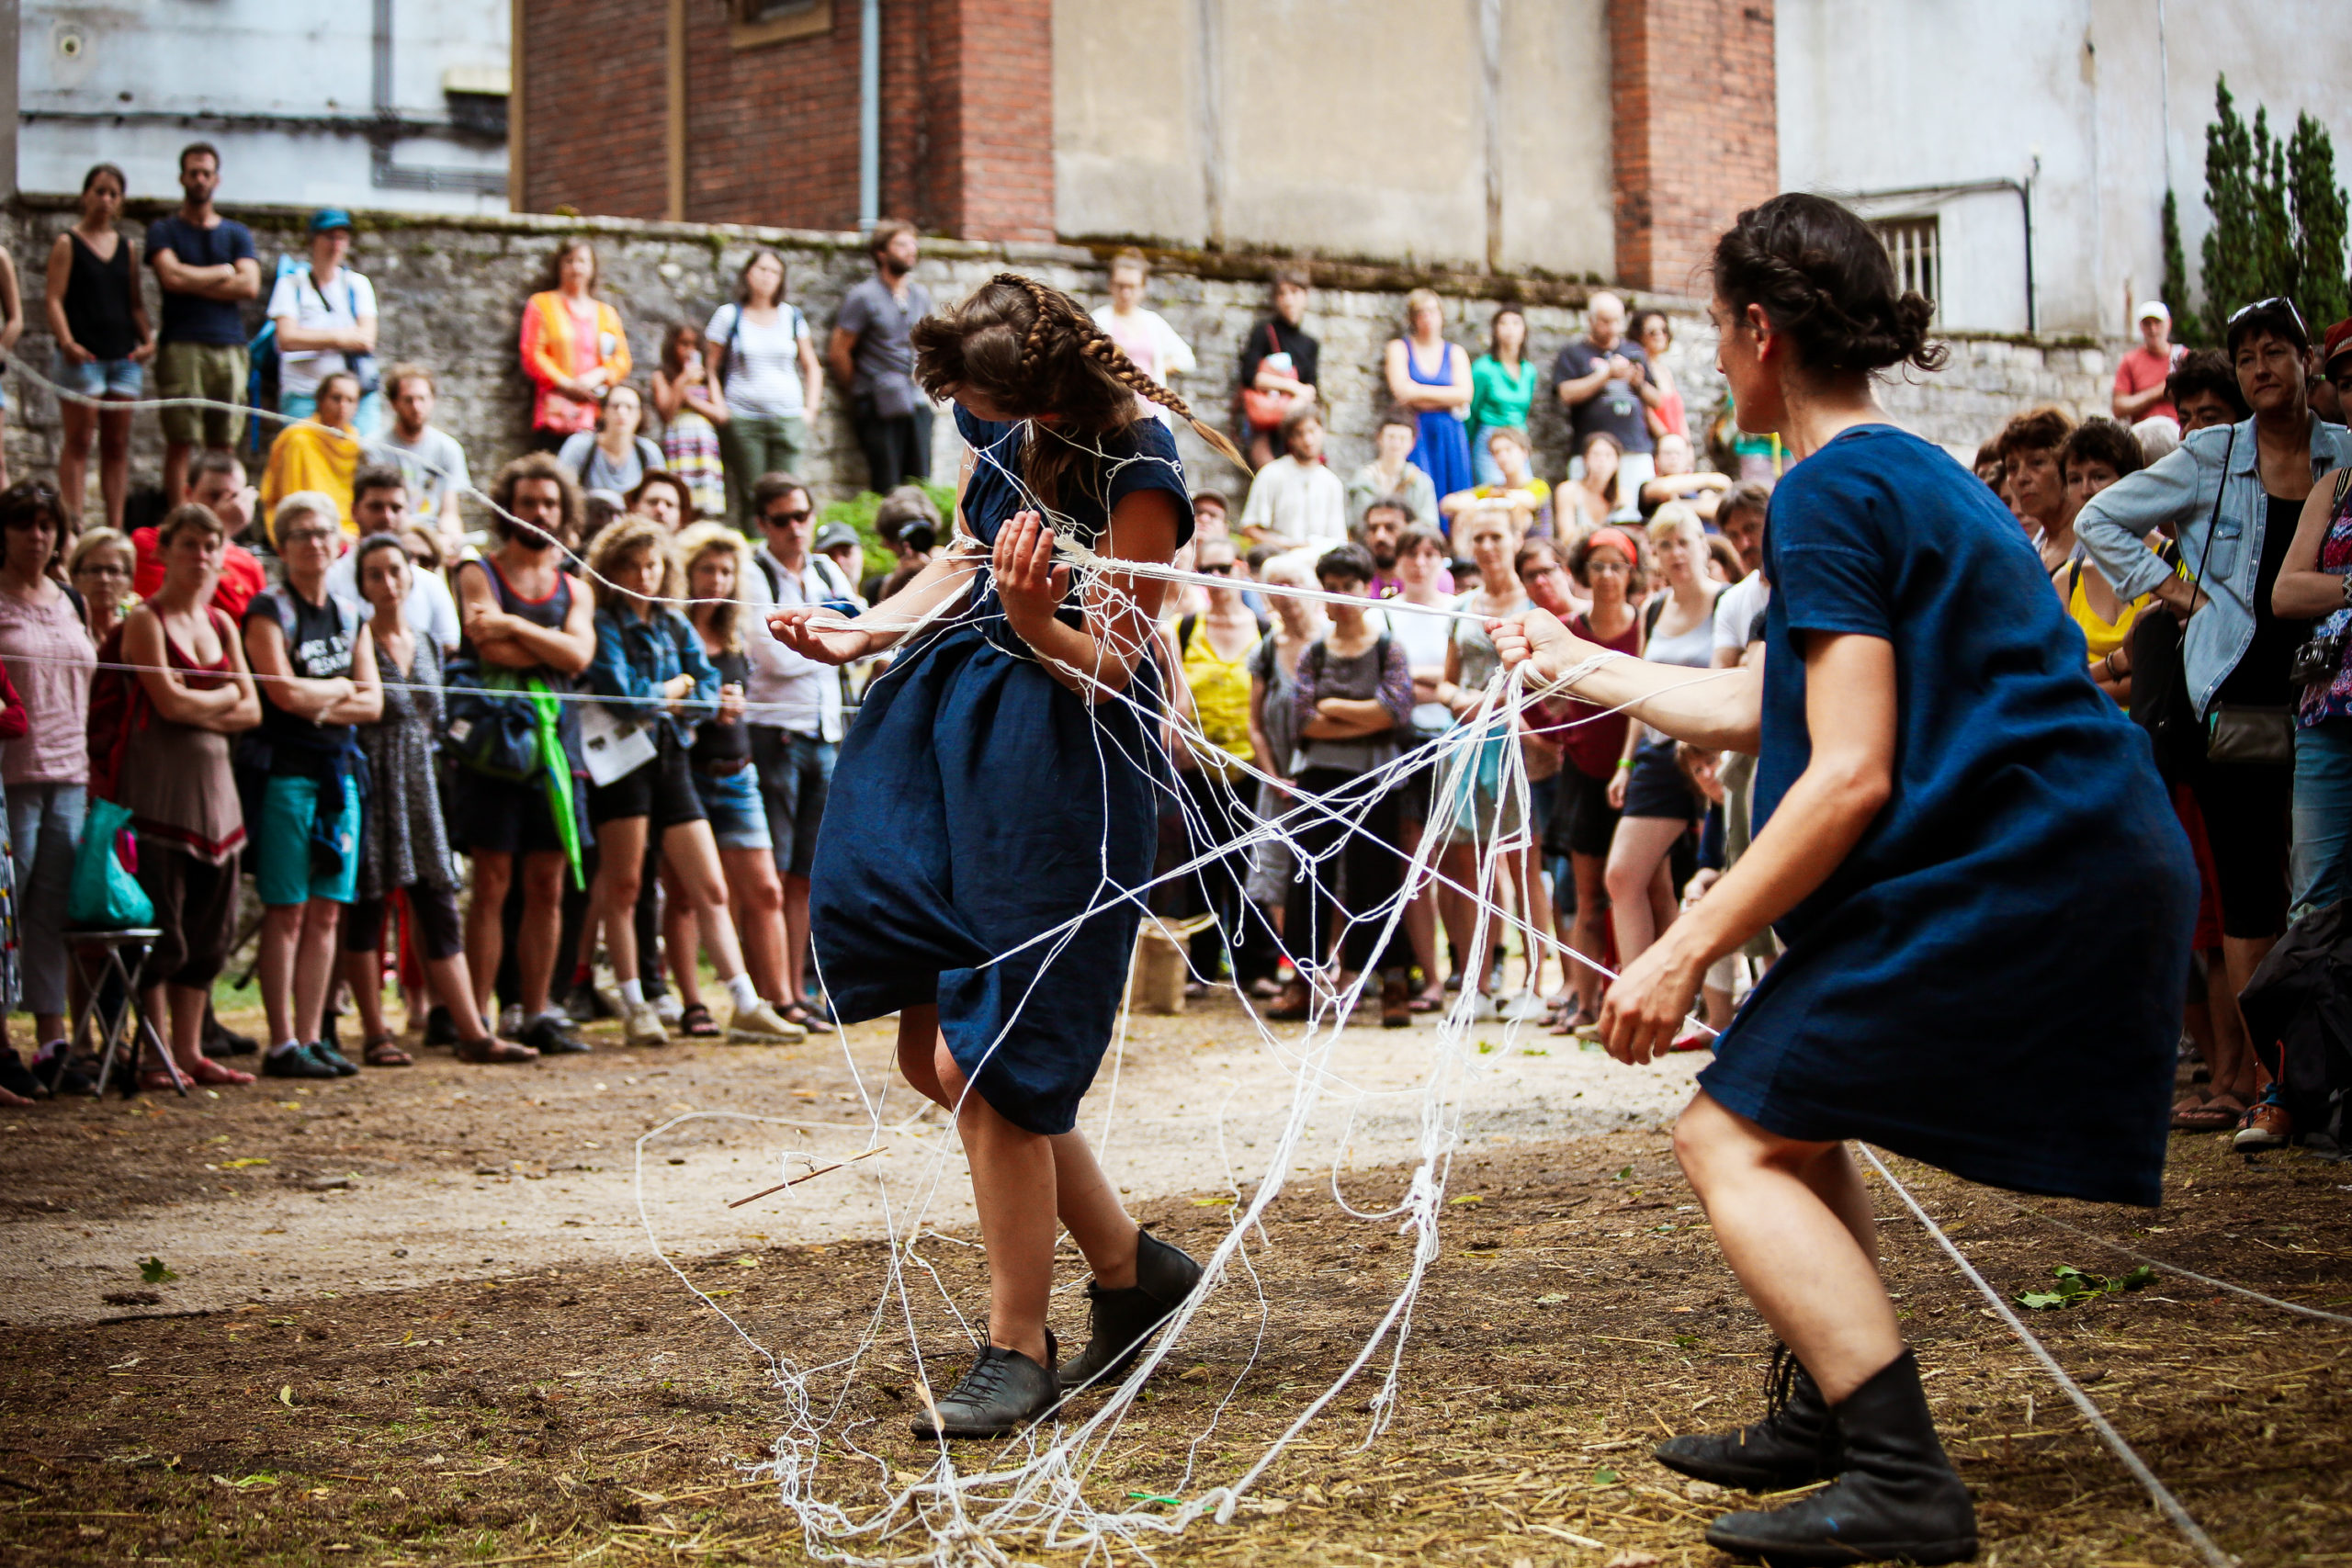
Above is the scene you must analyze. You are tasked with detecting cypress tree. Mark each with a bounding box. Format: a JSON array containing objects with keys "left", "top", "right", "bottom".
[
  {"left": 2288, "top": 110, "right": 2349, "bottom": 331},
  {"left": 2161, "top": 189, "right": 2196, "bottom": 344},
  {"left": 2199, "top": 77, "right": 2260, "bottom": 344}
]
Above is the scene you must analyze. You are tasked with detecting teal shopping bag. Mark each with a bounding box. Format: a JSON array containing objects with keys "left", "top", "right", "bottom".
[{"left": 66, "top": 797, "right": 156, "bottom": 930}]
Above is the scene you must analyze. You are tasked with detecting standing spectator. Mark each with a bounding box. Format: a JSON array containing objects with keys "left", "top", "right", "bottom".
[
  {"left": 583, "top": 518, "right": 800, "bottom": 1046},
  {"left": 1385, "top": 289, "right": 1474, "bottom": 501},
  {"left": 650, "top": 323, "right": 728, "bottom": 521},
  {"left": 146, "top": 142, "right": 260, "bottom": 505},
  {"left": 670, "top": 523, "right": 802, "bottom": 1032},
  {"left": 0, "top": 483, "right": 96, "bottom": 1067},
  {"left": 144, "top": 451, "right": 268, "bottom": 619},
  {"left": 0, "top": 240, "right": 20, "bottom": 489},
  {"left": 1553, "top": 291, "right": 1660, "bottom": 501},
  {"left": 709, "top": 249, "right": 824, "bottom": 526},
  {"left": 812, "top": 520, "right": 867, "bottom": 602},
  {"left": 521, "top": 238, "right": 630, "bottom": 453},
  {"left": 1242, "top": 553, "right": 1324, "bottom": 995},
  {"left": 1346, "top": 415, "right": 1440, "bottom": 531},
  {"left": 740, "top": 473, "right": 855, "bottom": 1032},
  {"left": 95, "top": 504, "right": 262, "bottom": 1088},
  {"left": 865, "top": 485, "right": 941, "bottom": 604},
  {"left": 2276, "top": 462, "right": 2352, "bottom": 918},
  {"left": 1552, "top": 525, "right": 1647, "bottom": 1030},
  {"left": 244, "top": 493, "right": 381, "bottom": 1078},
  {"left": 1169, "top": 536, "right": 1274, "bottom": 993},
  {"left": 1237, "top": 266, "right": 1320, "bottom": 470},
  {"left": 828, "top": 220, "right": 934, "bottom": 491},
  {"left": 377, "top": 364, "right": 470, "bottom": 551},
  {"left": 1996, "top": 404, "right": 2075, "bottom": 567},
  {"left": 1634, "top": 309, "right": 1689, "bottom": 447},
  {"left": 2168, "top": 347, "right": 2251, "bottom": 434},
  {"left": 1603, "top": 505, "right": 1723, "bottom": 975},
  {"left": 340, "top": 534, "right": 530, "bottom": 1065},
  {"left": 1093, "top": 250, "right": 1197, "bottom": 424},
  {"left": 1239, "top": 405, "right": 1347, "bottom": 550},
  {"left": 1355, "top": 496, "right": 1411, "bottom": 598},
  {"left": 1468, "top": 308, "right": 1539, "bottom": 487},
  {"left": 259, "top": 369, "right": 364, "bottom": 535},
  {"left": 1560, "top": 430, "right": 1631, "bottom": 531},
  {"left": 326, "top": 467, "right": 461, "bottom": 653},
  {"left": 66, "top": 527, "right": 136, "bottom": 645},
  {"left": 2052, "top": 421, "right": 2150, "bottom": 703},
  {"left": 1387, "top": 525, "right": 1457, "bottom": 1008},
  {"left": 2078, "top": 298, "right": 2352, "bottom": 1140},
  {"left": 451, "top": 455, "right": 596, "bottom": 1057},
  {"left": 1268, "top": 543, "right": 1417, "bottom": 1026},
  {"left": 628, "top": 470, "right": 694, "bottom": 533},
  {"left": 46, "top": 163, "right": 153, "bottom": 530},
  {"left": 266, "top": 209, "right": 378, "bottom": 427},
  {"left": 2113, "top": 300, "right": 2184, "bottom": 424},
  {"left": 558, "top": 385, "right": 662, "bottom": 496},
  {"left": 2320, "top": 318, "right": 2352, "bottom": 426}
]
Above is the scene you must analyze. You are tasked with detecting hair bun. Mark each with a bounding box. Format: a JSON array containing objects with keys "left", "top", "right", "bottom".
[{"left": 1713, "top": 195, "right": 1948, "bottom": 378}]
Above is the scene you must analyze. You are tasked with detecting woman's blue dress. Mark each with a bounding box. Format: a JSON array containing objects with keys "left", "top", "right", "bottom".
[
  {"left": 1406, "top": 340, "right": 1474, "bottom": 500},
  {"left": 1702, "top": 426, "right": 2195, "bottom": 1207},
  {"left": 809, "top": 409, "right": 1194, "bottom": 1135}
]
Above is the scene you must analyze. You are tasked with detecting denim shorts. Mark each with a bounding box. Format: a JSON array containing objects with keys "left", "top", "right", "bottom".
[
  {"left": 54, "top": 351, "right": 144, "bottom": 400},
  {"left": 692, "top": 765, "right": 773, "bottom": 851}
]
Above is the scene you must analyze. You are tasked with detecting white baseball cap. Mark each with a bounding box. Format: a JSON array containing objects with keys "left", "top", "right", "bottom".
[{"left": 2135, "top": 299, "right": 2171, "bottom": 324}]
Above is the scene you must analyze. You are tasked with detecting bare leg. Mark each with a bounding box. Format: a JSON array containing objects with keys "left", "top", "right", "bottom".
[
  {"left": 293, "top": 901, "right": 343, "bottom": 1043},
  {"left": 723, "top": 846, "right": 789, "bottom": 1002},
  {"left": 58, "top": 400, "right": 95, "bottom": 523},
  {"left": 1047, "top": 1129, "right": 1141, "bottom": 1288},
  {"left": 782, "top": 873, "right": 814, "bottom": 1000},
  {"left": 162, "top": 982, "right": 209, "bottom": 1072},
  {"left": 515, "top": 852, "right": 569, "bottom": 1018},
  {"left": 665, "top": 820, "right": 747, "bottom": 980},
  {"left": 466, "top": 852, "right": 514, "bottom": 1018},
  {"left": 1399, "top": 819, "right": 1441, "bottom": 1000},
  {"left": 257, "top": 904, "right": 304, "bottom": 1045},
  {"left": 2216, "top": 933, "right": 2276, "bottom": 1100},
  {"left": 97, "top": 400, "right": 135, "bottom": 529},
  {"left": 424, "top": 953, "right": 497, "bottom": 1040},
  {"left": 342, "top": 949, "right": 390, "bottom": 1041},
  {"left": 1673, "top": 1091, "right": 1901, "bottom": 1402},
  {"left": 1568, "top": 850, "right": 1610, "bottom": 1016},
  {"left": 662, "top": 866, "right": 706, "bottom": 1010},
  {"left": 1605, "top": 816, "right": 1685, "bottom": 964},
  {"left": 594, "top": 818, "right": 650, "bottom": 982},
  {"left": 163, "top": 441, "right": 193, "bottom": 508},
  {"left": 1435, "top": 843, "right": 1476, "bottom": 986}
]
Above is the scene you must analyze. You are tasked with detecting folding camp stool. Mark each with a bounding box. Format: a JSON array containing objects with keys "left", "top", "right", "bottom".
[{"left": 63, "top": 928, "right": 187, "bottom": 1097}]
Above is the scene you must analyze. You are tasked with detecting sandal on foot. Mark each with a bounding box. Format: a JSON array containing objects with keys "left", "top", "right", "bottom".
[
  {"left": 781, "top": 1000, "right": 835, "bottom": 1034},
  {"left": 2172, "top": 1091, "right": 2245, "bottom": 1132},
  {"left": 364, "top": 1035, "right": 414, "bottom": 1067},
  {"left": 456, "top": 1035, "right": 539, "bottom": 1065},
  {"left": 677, "top": 1003, "right": 722, "bottom": 1040}
]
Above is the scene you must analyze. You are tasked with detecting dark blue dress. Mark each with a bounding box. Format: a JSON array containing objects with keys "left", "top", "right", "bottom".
[
  {"left": 809, "top": 409, "right": 1194, "bottom": 1134},
  {"left": 1407, "top": 341, "right": 1474, "bottom": 499},
  {"left": 1700, "top": 426, "right": 2195, "bottom": 1207}
]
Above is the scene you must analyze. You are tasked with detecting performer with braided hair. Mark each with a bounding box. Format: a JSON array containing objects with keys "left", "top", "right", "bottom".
[
  {"left": 1494, "top": 196, "right": 2194, "bottom": 1563},
  {"left": 774, "top": 274, "right": 1246, "bottom": 1438}
]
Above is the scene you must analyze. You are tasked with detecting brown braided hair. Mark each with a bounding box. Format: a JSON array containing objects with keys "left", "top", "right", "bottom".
[
  {"left": 911, "top": 272, "right": 1245, "bottom": 516},
  {"left": 1711, "top": 193, "right": 1946, "bottom": 378}
]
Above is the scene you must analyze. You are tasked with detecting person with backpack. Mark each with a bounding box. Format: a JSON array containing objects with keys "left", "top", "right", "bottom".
[
  {"left": 740, "top": 472, "right": 856, "bottom": 1031},
  {"left": 266, "top": 209, "right": 379, "bottom": 431},
  {"left": 243, "top": 493, "right": 382, "bottom": 1077},
  {"left": 1266, "top": 542, "right": 1417, "bottom": 1027},
  {"left": 707, "top": 249, "right": 823, "bottom": 528}
]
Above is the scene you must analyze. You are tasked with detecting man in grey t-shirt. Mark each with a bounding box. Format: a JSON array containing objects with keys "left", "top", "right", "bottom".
[
  {"left": 827, "top": 220, "right": 935, "bottom": 491},
  {"left": 378, "top": 363, "right": 471, "bottom": 549}
]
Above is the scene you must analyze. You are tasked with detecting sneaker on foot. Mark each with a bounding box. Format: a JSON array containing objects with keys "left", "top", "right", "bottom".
[
  {"left": 423, "top": 1005, "right": 458, "bottom": 1047},
  {"left": 726, "top": 999, "right": 808, "bottom": 1044},
  {"left": 520, "top": 1012, "right": 590, "bottom": 1055},
  {"left": 499, "top": 1004, "right": 526, "bottom": 1037},
  {"left": 624, "top": 1000, "right": 669, "bottom": 1047},
  {"left": 2233, "top": 1095, "right": 2291, "bottom": 1151},
  {"left": 309, "top": 1041, "right": 360, "bottom": 1077},
  {"left": 653, "top": 992, "right": 684, "bottom": 1027}
]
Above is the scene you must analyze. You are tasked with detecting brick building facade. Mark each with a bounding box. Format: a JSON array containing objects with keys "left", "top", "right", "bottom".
[{"left": 515, "top": 0, "right": 1773, "bottom": 281}]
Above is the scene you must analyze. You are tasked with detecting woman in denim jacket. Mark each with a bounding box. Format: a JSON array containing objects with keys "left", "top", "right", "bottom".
[
  {"left": 2077, "top": 299, "right": 2352, "bottom": 1134},
  {"left": 584, "top": 517, "right": 805, "bottom": 1048}
]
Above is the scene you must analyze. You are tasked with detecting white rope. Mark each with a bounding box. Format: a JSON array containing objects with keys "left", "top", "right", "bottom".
[{"left": 1857, "top": 1145, "right": 2234, "bottom": 1568}]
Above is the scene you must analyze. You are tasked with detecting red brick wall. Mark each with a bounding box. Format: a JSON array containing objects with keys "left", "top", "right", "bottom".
[
  {"left": 1610, "top": 0, "right": 1779, "bottom": 295},
  {"left": 518, "top": 0, "right": 1054, "bottom": 243}
]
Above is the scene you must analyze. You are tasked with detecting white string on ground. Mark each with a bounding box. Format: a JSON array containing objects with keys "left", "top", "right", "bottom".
[
  {"left": 1857, "top": 1145, "right": 2235, "bottom": 1568},
  {"left": 1996, "top": 1196, "right": 2352, "bottom": 1327}
]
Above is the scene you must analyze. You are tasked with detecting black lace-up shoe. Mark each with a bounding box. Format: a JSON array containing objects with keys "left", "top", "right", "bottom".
[
  {"left": 1057, "top": 1229, "right": 1206, "bottom": 1393},
  {"left": 263, "top": 1044, "right": 339, "bottom": 1080},
  {"left": 522, "top": 1013, "right": 591, "bottom": 1055},
  {"left": 1704, "top": 1348, "right": 1976, "bottom": 1566},
  {"left": 1656, "top": 1342, "right": 1846, "bottom": 1491},
  {"left": 911, "top": 1332, "right": 1059, "bottom": 1439},
  {"left": 310, "top": 1041, "right": 360, "bottom": 1077}
]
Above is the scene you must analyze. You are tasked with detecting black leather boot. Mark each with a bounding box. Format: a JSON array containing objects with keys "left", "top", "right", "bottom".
[
  {"left": 911, "top": 1332, "right": 1059, "bottom": 1439},
  {"left": 1656, "top": 1342, "right": 1845, "bottom": 1490},
  {"left": 1704, "top": 1348, "right": 1977, "bottom": 1566},
  {"left": 1057, "top": 1229, "right": 1205, "bottom": 1392}
]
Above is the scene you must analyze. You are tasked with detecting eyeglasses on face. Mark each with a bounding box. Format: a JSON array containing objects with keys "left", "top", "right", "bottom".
[
  {"left": 74, "top": 561, "right": 129, "bottom": 578},
  {"left": 763, "top": 509, "right": 812, "bottom": 527},
  {"left": 280, "top": 527, "right": 337, "bottom": 547},
  {"left": 1200, "top": 560, "right": 1236, "bottom": 574}
]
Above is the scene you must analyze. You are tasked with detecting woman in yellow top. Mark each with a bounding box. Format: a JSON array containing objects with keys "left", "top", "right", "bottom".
[
  {"left": 259, "top": 369, "right": 363, "bottom": 535},
  {"left": 2052, "top": 419, "right": 2150, "bottom": 704},
  {"left": 520, "top": 238, "right": 631, "bottom": 450},
  {"left": 1169, "top": 535, "right": 1275, "bottom": 992},
  {"left": 1441, "top": 424, "right": 1554, "bottom": 540}
]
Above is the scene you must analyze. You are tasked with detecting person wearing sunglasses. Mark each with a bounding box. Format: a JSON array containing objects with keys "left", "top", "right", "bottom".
[{"left": 2079, "top": 296, "right": 2352, "bottom": 1147}]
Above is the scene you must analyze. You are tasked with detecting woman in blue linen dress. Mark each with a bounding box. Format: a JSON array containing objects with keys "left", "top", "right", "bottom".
[
  {"left": 1384, "top": 288, "right": 1474, "bottom": 500},
  {"left": 774, "top": 275, "right": 1249, "bottom": 1440},
  {"left": 1494, "top": 196, "right": 2193, "bottom": 1566}
]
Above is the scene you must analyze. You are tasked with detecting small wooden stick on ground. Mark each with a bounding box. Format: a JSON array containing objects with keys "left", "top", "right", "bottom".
[{"left": 728, "top": 1146, "right": 884, "bottom": 1208}]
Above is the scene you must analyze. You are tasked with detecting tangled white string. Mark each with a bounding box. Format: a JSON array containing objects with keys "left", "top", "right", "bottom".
[{"left": 17, "top": 358, "right": 1726, "bottom": 1561}]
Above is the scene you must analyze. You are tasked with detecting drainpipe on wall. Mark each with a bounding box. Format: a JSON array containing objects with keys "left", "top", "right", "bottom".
[{"left": 858, "top": 0, "right": 879, "bottom": 232}]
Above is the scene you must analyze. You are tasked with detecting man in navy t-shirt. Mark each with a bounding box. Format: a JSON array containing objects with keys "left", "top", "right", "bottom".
[
  {"left": 1552, "top": 290, "right": 1664, "bottom": 499},
  {"left": 146, "top": 142, "right": 259, "bottom": 503}
]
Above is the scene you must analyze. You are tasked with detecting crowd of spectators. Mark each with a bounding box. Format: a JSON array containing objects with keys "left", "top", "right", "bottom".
[{"left": 0, "top": 141, "right": 2346, "bottom": 1174}]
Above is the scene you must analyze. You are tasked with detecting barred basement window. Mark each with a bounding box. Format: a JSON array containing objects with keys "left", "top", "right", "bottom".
[{"left": 1873, "top": 216, "right": 1940, "bottom": 321}]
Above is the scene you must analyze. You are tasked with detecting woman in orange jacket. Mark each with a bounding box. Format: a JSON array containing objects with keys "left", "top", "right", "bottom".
[{"left": 520, "top": 239, "right": 631, "bottom": 451}]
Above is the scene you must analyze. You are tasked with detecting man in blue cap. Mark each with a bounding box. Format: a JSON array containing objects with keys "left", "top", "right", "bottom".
[{"left": 266, "top": 207, "right": 379, "bottom": 431}]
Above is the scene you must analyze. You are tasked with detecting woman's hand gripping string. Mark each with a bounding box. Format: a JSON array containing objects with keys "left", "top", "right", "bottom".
[{"left": 991, "top": 509, "right": 1071, "bottom": 639}]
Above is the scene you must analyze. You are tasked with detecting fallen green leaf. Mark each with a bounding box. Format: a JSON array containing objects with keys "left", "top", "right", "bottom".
[{"left": 138, "top": 1257, "right": 177, "bottom": 1285}]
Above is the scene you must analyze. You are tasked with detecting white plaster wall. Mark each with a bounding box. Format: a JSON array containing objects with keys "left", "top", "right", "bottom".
[
  {"left": 17, "top": 0, "right": 510, "bottom": 212},
  {"left": 1053, "top": 0, "right": 1615, "bottom": 276},
  {"left": 1778, "top": 0, "right": 2352, "bottom": 337}
]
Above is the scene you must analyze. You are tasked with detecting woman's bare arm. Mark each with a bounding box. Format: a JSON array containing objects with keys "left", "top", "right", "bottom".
[
  {"left": 2274, "top": 471, "right": 2347, "bottom": 618},
  {"left": 996, "top": 492, "right": 1183, "bottom": 699},
  {"left": 1493, "top": 607, "right": 1760, "bottom": 753}
]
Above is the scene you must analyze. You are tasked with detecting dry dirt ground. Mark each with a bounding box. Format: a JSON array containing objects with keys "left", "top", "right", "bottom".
[{"left": 0, "top": 991, "right": 2346, "bottom": 1566}]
